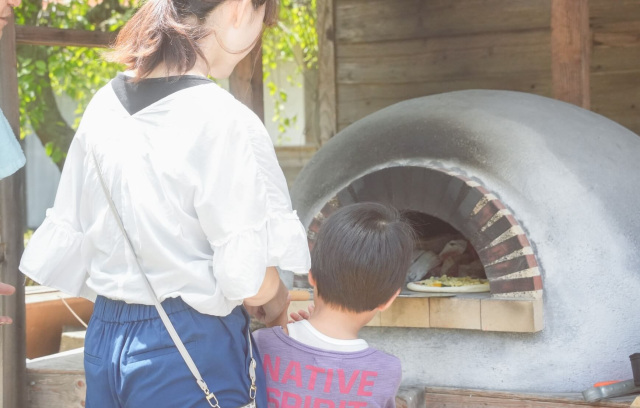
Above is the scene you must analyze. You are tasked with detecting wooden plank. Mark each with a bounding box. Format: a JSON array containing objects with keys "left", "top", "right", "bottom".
[
  {"left": 425, "top": 393, "right": 632, "bottom": 408},
  {"left": 338, "top": 77, "right": 552, "bottom": 105},
  {"left": 335, "top": 28, "right": 553, "bottom": 127},
  {"left": 59, "top": 331, "right": 85, "bottom": 353},
  {"left": 335, "top": 0, "right": 551, "bottom": 44},
  {"left": 27, "top": 348, "right": 84, "bottom": 374},
  {"left": 337, "top": 33, "right": 551, "bottom": 85},
  {"left": 274, "top": 145, "right": 317, "bottom": 187},
  {"left": 588, "top": 0, "right": 640, "bottom": 135},
  {"left": 336, "top": 28, "right": 551, "bottom": 59},
  {"left": 424, "top": 387, "right": 633, "bottom": 408},
  {"left": 26, "top": 371, "right": 86, "bottom": 408},
  {"left": 15, "top": 26, "right": 115, "bottom": 48},
  {"left": 303, "top": 64, "right": 320, "bottom": 145},
  {"left": 589, "top": 0, "right": 640, "bottom": 27},
  {"left": 229, "top": 40, "right": 264, "bottom": 122},
  {"left": 591, "top": 71, "right": 640, "bottom": 136},
  {"left": 0, "top": 16, "right": 28, "bottom": 408},
  {"left": 551, "top": 0, "right": 591, "bottom": 109},
  {"left": 592, "top": 43, "right": 640, "bottom": 76},
  {"left": 317, "top": 0, "right": 337, "bottom": 144},
  {"left": 591, "top": 18, "right": 640, "bottom": 75},
  {"left": 337, "top": 73, "right": 553, "bottom": 129}
]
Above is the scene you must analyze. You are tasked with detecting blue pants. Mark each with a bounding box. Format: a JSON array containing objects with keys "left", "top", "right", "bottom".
[{"left": 84, "top": 296, "right": 267, "bottom": 408}]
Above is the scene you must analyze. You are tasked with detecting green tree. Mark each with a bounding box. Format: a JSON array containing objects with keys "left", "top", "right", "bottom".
[
  {"left": 15, "top": 0, "right": 317, "bottom": 170},
  {"left": 262, "top": 0, "right": 318, "bottom": 138}
]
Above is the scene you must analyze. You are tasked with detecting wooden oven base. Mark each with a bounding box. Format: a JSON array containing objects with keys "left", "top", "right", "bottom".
[{"left": 397, "top": 386, "right": 636, "bottom": 408}]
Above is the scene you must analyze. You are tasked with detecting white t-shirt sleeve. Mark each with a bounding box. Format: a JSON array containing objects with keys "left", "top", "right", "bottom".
[{"left": 193, "top": 108, "right": 310, "bottom": 301}]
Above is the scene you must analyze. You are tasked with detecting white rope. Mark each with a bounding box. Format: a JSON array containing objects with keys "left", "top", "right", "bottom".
[{"left": 58, "top": 296, "right": 88, "bottom": 329}]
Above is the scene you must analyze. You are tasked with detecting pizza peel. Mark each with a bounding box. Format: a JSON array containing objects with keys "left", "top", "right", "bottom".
[{"left": 399, "top": 287, "right": 456, "bottom": 298}]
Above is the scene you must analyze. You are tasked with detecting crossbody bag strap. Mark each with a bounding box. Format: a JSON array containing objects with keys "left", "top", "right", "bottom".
[{"left": 91, "top": 150, "right": 256, "bottom": 408}]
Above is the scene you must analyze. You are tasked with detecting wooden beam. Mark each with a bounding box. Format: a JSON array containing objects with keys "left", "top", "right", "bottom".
[
  {"left": 316, "top": 0, "right": 337, "bottom": 144},
  {"left": 0, "top": 17, "right": 27, "bottom": 408},
  {"left": 15, "top": 25, "right": 115, "bottom": 48},
  {"left": 229, "top": 40, "right": 265, "bottom": 122},
  {"left": 551, "top": 0, "right": 591, "bottom": 109},
  {"left": 424, "top": 386, "right": 633, "bottom": 407}
]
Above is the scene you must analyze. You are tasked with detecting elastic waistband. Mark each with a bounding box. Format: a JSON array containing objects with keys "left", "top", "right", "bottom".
[{"left": 93, "top": 295, "right": 192, "bottom": 323}]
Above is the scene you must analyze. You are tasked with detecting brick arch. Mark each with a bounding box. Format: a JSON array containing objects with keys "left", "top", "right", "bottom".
[{"left": 306, "top": 166, "right": 543, "bottom": 298}]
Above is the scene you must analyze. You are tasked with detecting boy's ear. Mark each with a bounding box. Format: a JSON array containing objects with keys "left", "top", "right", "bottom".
[
  {"left": 307, "top": 270, "right": 316, "bottom": 287},
  {"left": 376, "top": 289, "right": 401, "bottom": 312}
]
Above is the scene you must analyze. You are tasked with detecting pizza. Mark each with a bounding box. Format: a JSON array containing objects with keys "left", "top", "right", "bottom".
[{"left": 407, "top": 275, "right": 490, "bottom": 293}]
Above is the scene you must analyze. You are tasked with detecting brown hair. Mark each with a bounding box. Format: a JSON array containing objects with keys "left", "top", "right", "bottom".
[
  {"left": 109, "top": 0, "right": 278, "bottom": 81},
  {"left": 311, "top": 203, "right": 415, "bottom": 313}
]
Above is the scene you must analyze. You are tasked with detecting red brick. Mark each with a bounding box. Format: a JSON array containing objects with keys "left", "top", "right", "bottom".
[
  {"left": 459, "top": 198, "right": 506, "bottom": 241},
  {"left": 478, "top": 234, "right": 531, "bottom": 265},
  {"left": 453, "top": 186, "right": 491, "bottom": 224},
  {"left": 472, "top": 199, "right": 506, "bottom": 228},
  {"left": 484, "top": 254, "right": 538, "bottom": 279},
  {"left": 490, "top": 275, "right": 543, "bottom": 294},
  {"left": 473, "top": 214, "right": 519, "bottom": 249},
  {"left": 320, "top": 196, "right": 341, "bottom": 217}
]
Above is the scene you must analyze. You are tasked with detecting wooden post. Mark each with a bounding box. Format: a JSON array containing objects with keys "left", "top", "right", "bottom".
[
  {"left": 229, "top": 41, "right": 265, "bottom": 122},
  {"left": 0, "top": 15, "right": 28, "bottom": 408},
  {"left": 316, "top": 0, "right": 337, "bottom": 144},
  {"left": 551, "top": 0, "right": 591, "bottom": 109}
]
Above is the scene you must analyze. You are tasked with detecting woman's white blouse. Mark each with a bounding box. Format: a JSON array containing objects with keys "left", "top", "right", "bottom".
[{"left": 19, "top": 80, "right": 311, "bottom": 316}]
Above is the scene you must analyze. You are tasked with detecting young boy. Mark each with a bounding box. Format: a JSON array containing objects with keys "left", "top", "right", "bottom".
[{"left": 253, "top": 202, "right": 415, "bottom": 408}]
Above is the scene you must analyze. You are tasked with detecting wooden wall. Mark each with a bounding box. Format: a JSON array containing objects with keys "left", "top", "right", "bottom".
[
  {"left": 590, "top": 0, "right": 640, "bottom": 135},
  {"left": 332, "top": 0, "right": 640, "bottom": 136}
]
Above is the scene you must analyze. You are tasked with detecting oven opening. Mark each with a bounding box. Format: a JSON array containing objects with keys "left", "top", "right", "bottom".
[{"left": 403, "top": 210, "right": 487, "bottom": 285}]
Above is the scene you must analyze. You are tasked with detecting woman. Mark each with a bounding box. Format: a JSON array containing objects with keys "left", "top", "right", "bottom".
[{"left": 19, "top": 0, "right": 311, "bottom": 407}]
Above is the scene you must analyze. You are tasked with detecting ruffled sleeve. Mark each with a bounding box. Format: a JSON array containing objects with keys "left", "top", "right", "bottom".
[
  {"left": 19, "top": 137, "right": 95, "bottom": 300},
  {"left": 194, "top": 107, "right": 311, "bottom": 301}
]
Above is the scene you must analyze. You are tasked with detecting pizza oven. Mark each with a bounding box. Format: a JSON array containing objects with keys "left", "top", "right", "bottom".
[
  {"left": 288, "top": 90, "right": 640, "bottom": 390},
  {"left": 301, "top": 166, "right": 541, "bottom": 299}
]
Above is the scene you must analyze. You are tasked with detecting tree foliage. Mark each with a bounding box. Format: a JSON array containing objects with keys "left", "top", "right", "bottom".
[
  {"left": 14, "top": 0, "right": 317, "bottom": 169},
  {"left": 15, "top": 0, "right": 131, "bottom": 169},
  {"left": 263, "top": 0, "right": 318, "bottom": 136}
]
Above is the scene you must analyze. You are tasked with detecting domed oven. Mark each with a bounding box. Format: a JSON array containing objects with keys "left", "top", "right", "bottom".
[{"left": 287, "top": 90, "right": 640, "bottom": 390}]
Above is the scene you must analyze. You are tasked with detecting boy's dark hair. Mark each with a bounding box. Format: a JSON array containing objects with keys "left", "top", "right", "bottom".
[{"left": 311, "top": 202, "right": 415, "bottom": 313}]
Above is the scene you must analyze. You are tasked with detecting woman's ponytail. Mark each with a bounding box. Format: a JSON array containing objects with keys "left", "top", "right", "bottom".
[
  {"left": 109, "top": 0, "right": 218, "bottom": 81},
  {"left": 109, "top": 0, "right": 279, "bottom": 80}
]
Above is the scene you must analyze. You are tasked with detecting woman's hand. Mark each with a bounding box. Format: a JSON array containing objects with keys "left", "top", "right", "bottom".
[{"left": 244, "top": 267, "right": 290, "bottom": 328}]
